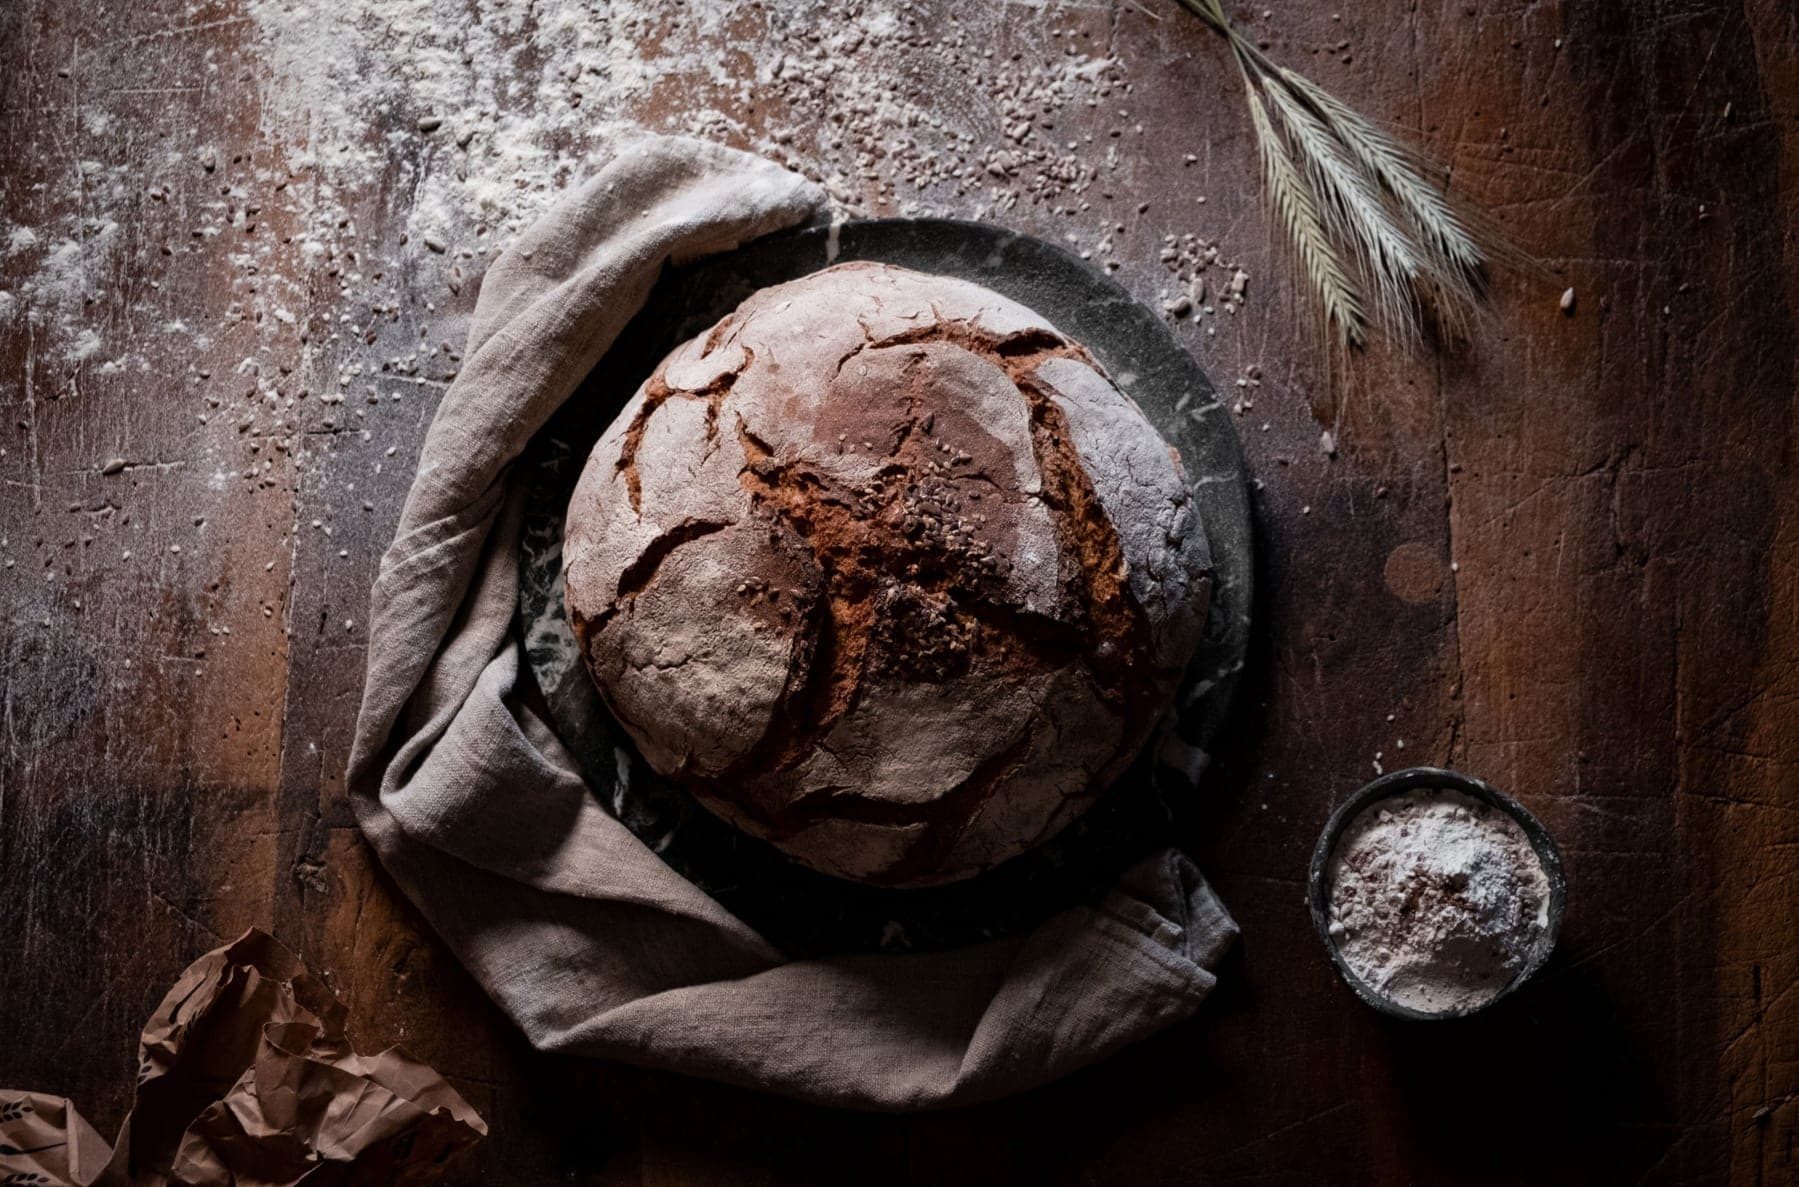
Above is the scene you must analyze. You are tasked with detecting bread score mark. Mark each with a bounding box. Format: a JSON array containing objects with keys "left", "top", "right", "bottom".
[
  {"left": 571, "top": 517, "right": 734, "bottom": 639},
  {"left": 613, "top": 345, "right": 752, "bottom": 515}
]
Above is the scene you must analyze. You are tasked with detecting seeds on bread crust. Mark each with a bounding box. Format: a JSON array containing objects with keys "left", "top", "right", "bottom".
[{"left": 564, "top": 262, "right": 1211, "bottom": 887}]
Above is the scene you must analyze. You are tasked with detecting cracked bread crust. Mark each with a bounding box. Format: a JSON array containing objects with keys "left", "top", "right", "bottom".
[{"left": 563, "top": 261, "right": 1211, "bottom": 887}]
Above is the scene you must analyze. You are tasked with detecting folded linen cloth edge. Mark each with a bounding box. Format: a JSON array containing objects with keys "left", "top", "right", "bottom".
[{"left": 345, "top": 133, "right": 1237, "bottom": 1111}]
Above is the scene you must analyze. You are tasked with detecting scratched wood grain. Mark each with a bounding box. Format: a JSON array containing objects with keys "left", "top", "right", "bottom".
[{"left": 1, "top": 1, "right": 1792, "bottom": 1184}]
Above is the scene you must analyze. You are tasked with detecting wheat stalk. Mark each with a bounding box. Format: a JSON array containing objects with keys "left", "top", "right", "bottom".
[
  {"left": 1279, "top": 67, "right": 1483, "bottom": 284},
  {"left": 1173, "top": 0, "right": 1488, "bottom": 348},
  {"left": 1259, "top": 77, "right": 1428, "bottom": 340},
  {"left": 1246, "top": 85, "right": 1367, "bottom": 346}
]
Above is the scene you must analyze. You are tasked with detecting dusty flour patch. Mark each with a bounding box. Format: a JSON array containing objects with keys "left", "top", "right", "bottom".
[
  {"left": 748, "top": 2, "right": 1251, "bottom": 311},
  {"left": 3, "top": 2, "right": 1253, "bottom": 370},
  {"left": 243, "top": 0, "right": 667, "bottom": 247},
  {"left": 0, "top": 0, "right": 1254, "bottom": 523},
  {"left": 752, "top": 5, "right": 1122, "bottom": 216},
  {"left": 240, "top": 0, "right": 1249, "bottom": 301},
  {"left": 2, "top": 163, "right": 132, "bottom": 363},
  {"left": 238, "top": 1, "right": 1145, "bottom": 240}
]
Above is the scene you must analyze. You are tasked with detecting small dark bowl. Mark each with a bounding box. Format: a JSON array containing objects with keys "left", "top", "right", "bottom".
[{"left": 1307, "top": 766, "right": 1567, "bottom": 1020}]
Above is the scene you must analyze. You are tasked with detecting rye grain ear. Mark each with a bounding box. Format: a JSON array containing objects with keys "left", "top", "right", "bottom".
[
  {"left": 1175, "top": 0, "right": 1494, "bottom": 349},
  {"left": 1246, "top": 86, "right": 1367, "bottom": 348}
]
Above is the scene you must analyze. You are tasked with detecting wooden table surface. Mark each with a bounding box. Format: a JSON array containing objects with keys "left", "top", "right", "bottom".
[{"left": 3, "top": 0, "right": 1794, "bottom": 1183}]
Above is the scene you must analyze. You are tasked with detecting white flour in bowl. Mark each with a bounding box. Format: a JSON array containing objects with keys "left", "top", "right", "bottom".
[{"left": 1325, "top": 788, "right": 1552, "bottom": 1015}]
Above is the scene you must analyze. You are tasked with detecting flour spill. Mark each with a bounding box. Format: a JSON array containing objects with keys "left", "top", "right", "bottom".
[{"left": 0, "top": 0, "right": 1256, "bottom": 584}]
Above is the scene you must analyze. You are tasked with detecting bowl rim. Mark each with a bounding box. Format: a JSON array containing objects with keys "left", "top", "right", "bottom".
[{"left": 1306, "top": 765, "right": 1567, "bottom": 1021}]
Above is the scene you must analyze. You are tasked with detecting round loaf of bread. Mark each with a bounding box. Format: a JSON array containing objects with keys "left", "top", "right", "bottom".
[{"left": 563, "top": 261, "right": 1211, "bottom": 887}]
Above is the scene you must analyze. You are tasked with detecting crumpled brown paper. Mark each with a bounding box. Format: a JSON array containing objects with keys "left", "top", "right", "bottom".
[{"left": 0, "top": 929, "right": 485, "bottom": 1187}]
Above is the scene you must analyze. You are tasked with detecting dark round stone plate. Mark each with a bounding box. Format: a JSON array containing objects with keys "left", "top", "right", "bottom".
[{"left": 516, "top": 218, "right": 1253, "bottom": 958}]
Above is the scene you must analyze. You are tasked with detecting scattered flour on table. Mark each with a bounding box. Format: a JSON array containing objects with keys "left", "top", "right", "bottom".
[
  {"left": 238, "top": 1, "right": 1187, "bottom": 236},
  {"left": 1325, "top": 788, "right": 1552, "bottom": 1015},
  {"left": 0, "top": 0, "right": 1251, "bottom": 507},
  {"left": 236, "top": 0, "right": 1248, "bottom": 299}
]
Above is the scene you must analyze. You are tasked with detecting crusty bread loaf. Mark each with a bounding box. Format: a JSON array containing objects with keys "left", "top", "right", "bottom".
[{"left": 563, "top": 262, "right": 1210, "bottom": 887}]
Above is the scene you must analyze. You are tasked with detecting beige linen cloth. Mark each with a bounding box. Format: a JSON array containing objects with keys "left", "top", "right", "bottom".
[{"left": 348, "top": 134, "right": 1238, "bottom": 1111}]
